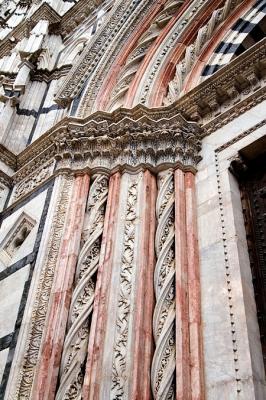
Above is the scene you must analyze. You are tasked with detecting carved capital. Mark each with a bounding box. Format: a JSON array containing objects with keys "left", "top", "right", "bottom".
[{"left": 52, "top": 110, "right": 202, "bottom": 173}]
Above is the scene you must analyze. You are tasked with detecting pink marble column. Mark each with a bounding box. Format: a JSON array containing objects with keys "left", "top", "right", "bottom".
[
  {"left": 185, "top": 171, "right": 205, "bottom": 400},
  {"left": 175, "top": 169, "right": 191, "bottom": 400},
  {"left": 131, "top": 170, "right": 156, "bottom": 399},
  {"left": 32, "top": 173, "right": 90, "bottom": 400},
  {"left": 82, "top": 172, "right": 121, "bottom": 400}
]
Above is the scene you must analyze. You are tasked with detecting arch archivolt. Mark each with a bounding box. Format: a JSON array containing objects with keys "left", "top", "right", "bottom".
[{"left": 55, "top": 0, "right": 265, "bottom": 117}]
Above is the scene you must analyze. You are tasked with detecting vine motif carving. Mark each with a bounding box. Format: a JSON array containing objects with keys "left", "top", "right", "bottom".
[
  {"left": 111, "top": 179, "right": 138, "bottom": 399},
  {"left": 56, "top": 174, "right": 109, "bottom": 400},
  {"left": 13, "top": 161, "right": 54, "bottom": 202},
  {"left": 14, "top": 175, "right": 74, "bottom": 399},
  {"left": 151, "top": 170, "right": 176, "bottom": 400}
]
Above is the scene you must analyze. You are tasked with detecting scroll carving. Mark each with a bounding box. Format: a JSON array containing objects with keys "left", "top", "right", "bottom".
[
  {"left": 111, "top": 180, "right": 138, "bottom": 399},
  {"left": 151, "top": 170, "right": 176, "bottom": 399},
  {"left": 56, "top": 174, "right": 109, "bottom": 400}
]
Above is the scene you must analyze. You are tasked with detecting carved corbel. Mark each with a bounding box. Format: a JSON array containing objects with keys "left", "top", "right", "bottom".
[{"left": 229, "top": 154, "right": 249, "bottom": 180}]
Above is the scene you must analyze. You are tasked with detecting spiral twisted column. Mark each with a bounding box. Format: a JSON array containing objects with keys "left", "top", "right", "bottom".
[
  {"left": 56, "top": 174, "right": 109, "bottom": 400},
  {"left": 151, "top": 169, "right": 176, "bottom": 400}
]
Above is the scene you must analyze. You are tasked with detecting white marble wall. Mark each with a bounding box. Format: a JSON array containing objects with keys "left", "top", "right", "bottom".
[
  {"left": 0, "top": 190, "right": 47, "bottom": 271},
  {"left": 197, "top": 101, "right": 266, "bottom": 399},
  {"left": 0, "top": 189, "right": 48, "bottom": 387},
  {"left": 0, "top": 265, "right": 30, "bottom": 339}
]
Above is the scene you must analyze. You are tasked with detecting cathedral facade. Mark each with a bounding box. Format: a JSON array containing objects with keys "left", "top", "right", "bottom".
[{"left": 0, "top": 0, "right": 265, "bottom": 398}]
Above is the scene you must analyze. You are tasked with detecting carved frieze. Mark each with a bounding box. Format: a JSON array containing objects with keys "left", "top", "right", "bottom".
[{"left": 177, "top": 38, "right": 266, "bottom": 129}]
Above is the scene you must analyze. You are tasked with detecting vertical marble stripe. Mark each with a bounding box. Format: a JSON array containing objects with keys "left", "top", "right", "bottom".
[{"left": 185, "top": 172, "right": 204, "bottom": 400}]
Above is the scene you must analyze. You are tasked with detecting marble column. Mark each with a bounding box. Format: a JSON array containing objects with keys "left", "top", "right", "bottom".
[
  {"left": 82, "top": 172, "right": 121, "bottom": 400},
  {"left": 83, "top": 170, "right": 157, "bottom": 400},
  {"left": 151, "top": 168, "right": 204, "bottom": 400},
  {"left": 56, "top": 174, "right": 109, "bottom": 400},
  {"left": 32, "top": 173, "right": 90, "bottom": 400}
]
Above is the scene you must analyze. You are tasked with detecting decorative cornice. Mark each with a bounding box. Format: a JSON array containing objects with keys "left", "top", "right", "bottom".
[
  {"left": 16, "top": 108, "right": 201, "bottom": 179},
  {"left": 30, "top": 65, "right": 72, "bottom": 82},
  {"left": 0, "top": 170, "right": 12, "bottom": 188},
  {"left": 177, "top": 37, "right": 266, "bottom": 127},
  {"left": 0, "top": 107, "right": 200, "bottom": 206}
]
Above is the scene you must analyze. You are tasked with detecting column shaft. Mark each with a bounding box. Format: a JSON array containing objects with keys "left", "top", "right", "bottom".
[
  {"left": 32, "top": 174, "right": 90, "bottom": 400},
  {"left": 131, "top": 170, "right": 156, "bottom": 399},
  {"left": 83, "top": 171, "right": 157, "bottom": 399},
  {"left": 83, "top": 172, "right": 121, "bottom": 400}
]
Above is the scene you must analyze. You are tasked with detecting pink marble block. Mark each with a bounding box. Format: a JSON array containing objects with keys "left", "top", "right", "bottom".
[{"left": 175, "top": 169, "right": 191, "bottom": 400}]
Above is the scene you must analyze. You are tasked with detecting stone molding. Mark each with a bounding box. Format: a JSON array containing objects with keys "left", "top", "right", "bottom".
[
  {"left": 0, "top": 170, "right": 12, "bottom": 188},
  {"left": 13, "top": 28, "right": 264, "bottom": 178},
  {"left": 54, "top": 0, "right": 209, "bottom": 109},
  {"left": 151, "top": 169, "right": 176, "bottom": 399},
  {"left": 164, "top": 0, "right": 243, "bottom": 105},
  {"left": 0, "top": 0, "right": 107, "bottom": 60},
  {"left": 178, "top": 37, "right": 266, "bottom": 128},
  {"left": 12, "top": 161, "right": 55, "bottom": 203},
  {"left": 30, "top": 65, "right": 72, "bottom": 83},
  {"left": 56, "top": 174, "right": 108, "bottom": 400},
  {"left": 53, "top": 115, "right": 201, "bottom": 174},
  {"left": 0, "top": 144, "right": 17, "bottom": 171},
  {"left": 136, "top": 0, "right": 212, "bottom": 105}
]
